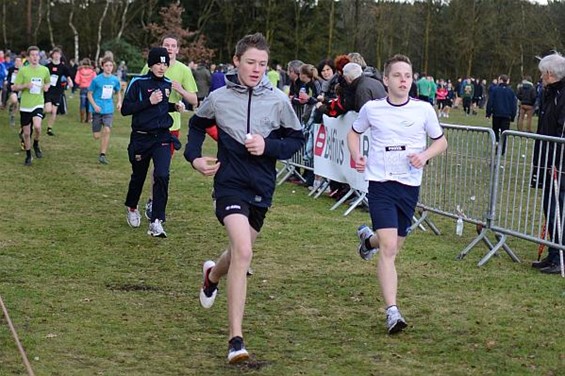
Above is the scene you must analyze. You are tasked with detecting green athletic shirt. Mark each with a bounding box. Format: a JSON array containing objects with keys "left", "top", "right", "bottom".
[
  {"left": 15, "top": 64, "right": 51, "bottom": 112},
  {"left": 141, "top": 61, "right": 198, "bottom": 131}
]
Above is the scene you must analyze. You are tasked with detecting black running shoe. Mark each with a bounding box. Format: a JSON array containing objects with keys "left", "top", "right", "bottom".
[
  {"left": 24, "top": 155, "right": 32, "bottom": 166},
  {"left": 33, "top": 145, "right": 43, "bottom": 158},
  {"left": 47, "top": 128, "right": 55, "bottom": 136}
]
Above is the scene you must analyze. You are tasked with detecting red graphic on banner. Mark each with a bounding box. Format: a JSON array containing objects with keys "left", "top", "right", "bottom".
[{"left": 314, "top": 124, "right": 326, "bottom": 157}]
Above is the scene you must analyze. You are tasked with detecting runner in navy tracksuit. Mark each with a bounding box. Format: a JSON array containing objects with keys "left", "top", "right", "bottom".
[{"left": 122, "top": 47, "right": 184, "bottom": 238}]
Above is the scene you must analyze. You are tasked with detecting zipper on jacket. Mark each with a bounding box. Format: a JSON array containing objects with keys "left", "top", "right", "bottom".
[{"left": 246, "top": 87, "right": 252, "bottom": 135}]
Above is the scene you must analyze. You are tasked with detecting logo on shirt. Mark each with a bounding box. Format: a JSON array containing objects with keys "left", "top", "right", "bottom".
[{"left": 401, "top": 120, "right": 415, "bottom": 128}]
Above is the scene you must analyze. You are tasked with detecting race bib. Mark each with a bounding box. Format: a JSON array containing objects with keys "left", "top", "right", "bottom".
[
  {"left": 384, "top": 145, "right": 410, "bottom": 176},
  {"left": 30, "top": 78, "right": 42, "bottom": 94},
  {"left": 101, "top": 85, "right": 113, "bottom": 99},
  {"left": 50, "top": 74, "right": 58, "bottom": 87}
]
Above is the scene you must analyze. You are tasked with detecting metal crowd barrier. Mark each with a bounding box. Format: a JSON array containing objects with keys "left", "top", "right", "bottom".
[
  {"left": 278, "top": 122, "right": 564, "bottom": 274},
  {"left": 478, "top": 131, "right": 565, "bottom": 274},
  {"left": 277, "top": 142, "right": 313, "bottom": 186},
  {"left": 412, "top": 124, "right": 513, "bottom": 263}
]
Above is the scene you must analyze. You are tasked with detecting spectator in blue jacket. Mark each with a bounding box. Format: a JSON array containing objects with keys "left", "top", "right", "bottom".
[{"left": 486, "top": 74, "right": 517, "bottom": 154}]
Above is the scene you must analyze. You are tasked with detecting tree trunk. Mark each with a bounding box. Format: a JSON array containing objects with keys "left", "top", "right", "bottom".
[
  {"left": 2, "top": 1, "right": 7, "bottom": 48},
  {"left": 95, "top": 0, "right": 111, "bottom": 65},
  {"left": 26, "top": 0, "right": 32, "bottom": 45},
  {"left": 117, "top": 0, "right": 131, "bottom": 40},
  {"left": 423, "top": 0, "right": 432, "bottom": 74},
  {"left": 265, "top": 0, "right": 275, "bottom": 46},
  {"left": 327, "top": 0, "right": 334, "bottom": 58},
  {"left": 68, "top": 0, "right": 80, "bottom": 62},
  {"left": 46, "top": 1, "right": 57, "bottom": 49}
]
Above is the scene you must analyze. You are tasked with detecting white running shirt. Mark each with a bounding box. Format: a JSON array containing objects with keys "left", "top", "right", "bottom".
[{"left": 352, "top": 97, "right": 444, "bottom": 186}]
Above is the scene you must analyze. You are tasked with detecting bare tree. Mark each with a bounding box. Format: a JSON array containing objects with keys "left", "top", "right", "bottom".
[
  {"left": 46, "top": 1, "right": 57, "bottom": 49},
  {"left": 26, "top": 0, "right": 32, "bottom": 45},
  {"left": 94, "top": 0, "right": 111, "bottom": 64},
  {"left": 117, "top": 0, "right": 132, "bottom": 40},
  {"left": 327, "top": 0, "right": 335, "bottom": 58},
  {"left": 68, "top": 0, "right": 80, "bottom": 62},
  {"left": 2, "top": 1, "right": 7, "bottom": 48}
]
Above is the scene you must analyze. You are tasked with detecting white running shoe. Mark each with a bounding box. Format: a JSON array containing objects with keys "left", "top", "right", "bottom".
[
  {"left": 227, "top": 336, "right": 249, "bottom": 364},
  {"left": 357, "top": 225, "right": 378, "bottom": 260},
  {"left": 386, "top": 306, "right": 408, "bottom": 334},
  {"left": 147, "top": 219, "right": 167, "bottom": 238},
  {"left": 126, "top": 207, "right": 141, "bottom": 228},
  {"left": 200, "top": 260, "right": 218, "bottom": 309}
]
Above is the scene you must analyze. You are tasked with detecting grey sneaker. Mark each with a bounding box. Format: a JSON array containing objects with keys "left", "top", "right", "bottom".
[
  {"left": 126, "top": 207, "right": 141, "bottom": 228},
  {"left": 147, "top": 219, "right": 167, "bottom": 238},
  {"left": 227, "top": 336, "right": 249, "bottom": 364},
  {"left": 144, "top": 199, "right": 152, "bottom": 220},
  {"left": 386, "top": 306, "right": 407, "bottom": 334},
  {"left": 357, "top": 225, "right": 378, "bottom": 260},
  {"left": 98, "top": 155, "right": 109, "bottom": 164}
]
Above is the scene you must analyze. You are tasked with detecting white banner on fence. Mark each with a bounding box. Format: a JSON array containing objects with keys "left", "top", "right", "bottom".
[{"left": 313, "top": 112, "right": 369, "bottom": 193}]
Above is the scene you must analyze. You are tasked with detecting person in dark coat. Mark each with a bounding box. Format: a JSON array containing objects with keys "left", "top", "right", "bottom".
[{"left": 486, "top": 74, "right": 517, "bottom": 154}]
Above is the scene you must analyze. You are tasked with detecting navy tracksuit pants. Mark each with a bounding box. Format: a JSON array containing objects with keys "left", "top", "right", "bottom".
[{"left": 124, "top": 130, "right": 171, "bottom": 222}]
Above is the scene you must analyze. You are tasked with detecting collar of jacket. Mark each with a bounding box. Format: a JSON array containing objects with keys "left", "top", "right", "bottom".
[{"left": 224, "top": 70, "right": 273, "bottom": 95}]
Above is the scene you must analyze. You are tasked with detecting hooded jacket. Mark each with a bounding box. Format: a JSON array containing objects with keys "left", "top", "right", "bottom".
[{"left": 185, "top": 72, "right": 304, "bottom": 207}]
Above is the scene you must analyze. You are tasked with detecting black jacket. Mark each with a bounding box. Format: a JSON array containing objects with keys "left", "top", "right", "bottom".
[
  {"left": 531, "top": 79, "right": 565, "bottom": 187},
  {"left": 121, "top": 72, "right": 176, "bottom": 132}
]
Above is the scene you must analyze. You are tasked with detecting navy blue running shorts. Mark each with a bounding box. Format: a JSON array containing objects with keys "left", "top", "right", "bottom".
[
  {"left": 367, "top": 181, "right": 420, "bottom": 237},
  {"left": 214, "top": 196, "right": 268, "bottom": 233}
]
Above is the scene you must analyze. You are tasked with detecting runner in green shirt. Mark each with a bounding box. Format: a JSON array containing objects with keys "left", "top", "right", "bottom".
[{"left": 13, "top": 46, "right": 51, "bottom": 166}]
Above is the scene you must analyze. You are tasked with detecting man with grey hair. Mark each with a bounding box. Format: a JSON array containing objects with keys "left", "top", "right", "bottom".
[
  {"left": 532, "top": 52, "right": 565, "bottom": 274},
  {"left": 287, "top": 59, "right": 305, "bottom": 119},
  {"left": 342, "top": 62, "right": 387, "bottom": 112}
]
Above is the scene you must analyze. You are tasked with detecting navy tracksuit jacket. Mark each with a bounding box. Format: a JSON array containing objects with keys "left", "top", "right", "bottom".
[{"left": 122, "top": 72, "right": 177, "bottom": 222}]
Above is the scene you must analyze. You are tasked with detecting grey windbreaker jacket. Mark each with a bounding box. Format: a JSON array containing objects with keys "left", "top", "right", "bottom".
[{"left": 185, "top": 71, "right": 304, "bottom": 207}]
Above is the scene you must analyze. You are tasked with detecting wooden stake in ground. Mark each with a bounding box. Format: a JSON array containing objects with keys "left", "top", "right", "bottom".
[{"left": 0, "top": 295, "right": 35, "bottom": 376}]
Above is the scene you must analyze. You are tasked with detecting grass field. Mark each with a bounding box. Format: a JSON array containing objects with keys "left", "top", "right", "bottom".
[{"left": 0, "top": 96, "right": 563, "bottom": 376}]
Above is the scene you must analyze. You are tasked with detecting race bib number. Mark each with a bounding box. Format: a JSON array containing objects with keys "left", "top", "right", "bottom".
[
  {"left": 30, "top": 78, "right": 43, "bottom": 94},
  {"left": 384, "top": 145, "right": 410, "bottom": 176},
  {"left": 50, "top": 74, "right": 58, "bottom": 87},
  {"left": 101, "top": 85, "right": 113, "bottom": 99}
]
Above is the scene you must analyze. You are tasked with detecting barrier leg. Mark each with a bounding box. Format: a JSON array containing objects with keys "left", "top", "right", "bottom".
[
  {"left": 312, "top": 179, "right": 330, "bottom": 198},
  {"left": 490, "top": 233, "right": 520, "bottom": 263},
  {"left": 343, "top": 191, "right": 366, "bottom": 216},
  {"left": 423, "top": 216, "right": 441, "bottom": 235},
  {"left": 477, "top": 233, "right": 506, "bottom": 266},
  {"left": 456, "top": 227, "right": 489, "bottom": 260},
  {"left": 330, "top": 188, "right": 355, "bottom": 211},
  {"left": 410, "top": 210, "right": 429, "bottom": 232},
  {"left": 277, "top": 165, "right": 296, "bottom": 186}
]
